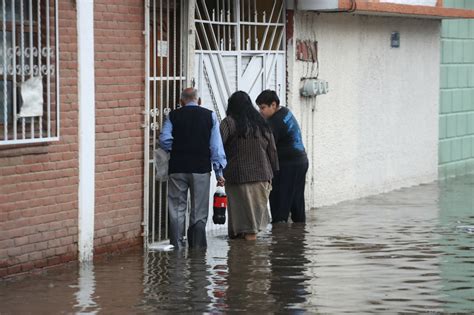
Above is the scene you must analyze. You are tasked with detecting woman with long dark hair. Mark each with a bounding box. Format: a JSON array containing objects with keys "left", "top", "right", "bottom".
[{"left": 220, "top": 91, "right": 279, "bottom": 240}]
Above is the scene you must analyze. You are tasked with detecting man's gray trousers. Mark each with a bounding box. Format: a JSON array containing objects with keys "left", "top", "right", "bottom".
[{"left": 168, "top": 172, "right": 211, "bottom": 249}]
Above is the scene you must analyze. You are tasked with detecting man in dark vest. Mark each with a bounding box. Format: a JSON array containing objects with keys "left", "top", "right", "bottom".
[{"left": 159, "top": 88, "right": 226, "bottom": 249}]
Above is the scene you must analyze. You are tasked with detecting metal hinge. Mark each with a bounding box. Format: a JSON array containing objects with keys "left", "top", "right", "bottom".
[
  {"left": 149, "top": 109, "right": 160, "bottom": 117},
  {"left": 150, "top": 122, "right": 160, "bottom": 131}
]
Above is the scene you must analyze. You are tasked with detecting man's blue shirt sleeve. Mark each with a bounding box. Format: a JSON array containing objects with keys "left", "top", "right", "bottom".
[
  {"left": 159, "top": 117, "right": 173, "bottom": 152},
  {"left": 210, "top": 112, "right": 227, "bottom": 177}
]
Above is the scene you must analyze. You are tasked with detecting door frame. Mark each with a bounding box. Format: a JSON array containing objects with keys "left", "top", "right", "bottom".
[{"left": 143, "top": 0, "right": 191, "bottom": 248}]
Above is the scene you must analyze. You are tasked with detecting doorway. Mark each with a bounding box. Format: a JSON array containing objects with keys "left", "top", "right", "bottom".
[{"left": 144, "top": 0, "right": 188, "bottom": 247}]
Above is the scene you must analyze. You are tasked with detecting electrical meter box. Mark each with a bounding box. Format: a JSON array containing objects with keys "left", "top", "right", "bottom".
[{"left": 300, "top": 79, "right": 329, "bottom": 97}]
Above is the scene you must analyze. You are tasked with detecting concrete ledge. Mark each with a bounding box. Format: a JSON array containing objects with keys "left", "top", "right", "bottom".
[{"left": 337, "top": 0, "right": 474, "bottom": 19}]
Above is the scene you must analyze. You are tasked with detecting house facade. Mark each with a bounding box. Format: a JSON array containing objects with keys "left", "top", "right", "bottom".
[
  {"left": 1, "top": 0, "right": 145, "bottom": 276},
  {"left": 1, "top": 0, "right": 473, "bottom": 277}
]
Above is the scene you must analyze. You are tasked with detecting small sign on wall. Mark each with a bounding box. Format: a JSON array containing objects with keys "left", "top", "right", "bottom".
[
  {"left": 19, "top": 77, "right": 43, "bottom": 117},
  {"left": 391, "top": 32, "right": 400, "bottom": 48},
  {"left": 157, "top": 40, "right": 168, "bottom": 57}
]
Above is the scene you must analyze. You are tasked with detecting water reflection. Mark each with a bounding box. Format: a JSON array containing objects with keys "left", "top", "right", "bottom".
[
  {"left": 225, "top": 235, "right": 275, "bottom": 312},
  {"left": 269, "top": 224, "right": 310, "bottom": 312},
  {"left": 73, "top": 263, "right": 99, "bottom": 314},
  {"left": 304, "top": 186, "right": 446, "bottom": 313},
  {"left": 1, "top": 175, "right": 474, "bottom": 313},
  {"left": 141, "top": 227, "right": 312, "bottom": 313},
  {"left": 438, "top": 175, "right": 474, "bottom": 313},
  {"left": 141, "top": 250, "right": 213, "bottom": 313}
]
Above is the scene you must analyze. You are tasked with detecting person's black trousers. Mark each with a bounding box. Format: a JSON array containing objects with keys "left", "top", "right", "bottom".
[{"left": 269, "top": 161, "right": 309, "bottom": 223}]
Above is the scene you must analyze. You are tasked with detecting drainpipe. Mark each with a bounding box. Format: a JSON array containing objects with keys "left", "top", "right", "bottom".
[{"left": 77, "top": 0, "right": 95, "bottom": 262}]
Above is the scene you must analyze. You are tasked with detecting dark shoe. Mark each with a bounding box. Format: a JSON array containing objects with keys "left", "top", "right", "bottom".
[{"left": 187, "top": 221, "right": 207, "bottom": 249}]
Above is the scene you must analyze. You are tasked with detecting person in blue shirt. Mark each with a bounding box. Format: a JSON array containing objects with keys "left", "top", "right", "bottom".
[
  {"left": 256, "top": 90, "right": 308, "bottom": 224},
  {"left": 159, "top": 88, "right": 226, "bottom": 249}
]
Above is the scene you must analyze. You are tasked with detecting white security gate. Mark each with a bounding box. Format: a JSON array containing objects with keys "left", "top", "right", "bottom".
[
  {"left": 144, "top": 0, "right": 188, "bottom": 247},
  {"left": 194, "top": 0, "right": 286, "bottom": 116},
  {"left": 194, "top": 0, "right": 285, "bottom": 232}
]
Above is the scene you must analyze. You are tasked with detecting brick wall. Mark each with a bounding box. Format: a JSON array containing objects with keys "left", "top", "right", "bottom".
[
  {"left": 93, "top": 1, "right": 144, "bottom": 253},
  {"left": 439, "top": 0, "right": 474, "bottom": 178},
  {"left": 0, "top": 1, "right": 79, "bottom": 277},
  {"left": 1, "top": 1, "right": 146, "bottom": 277}
]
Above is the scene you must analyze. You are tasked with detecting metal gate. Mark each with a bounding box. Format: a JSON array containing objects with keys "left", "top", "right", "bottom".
[
  {"left": 144, "top": 0, "right": 187, "bottom": 247},
  {"left": 194, "top": 0, "right": 286, "bottom": 116},
  {"left": 144, "top": 0, "right": 286, "bottom": 248}
]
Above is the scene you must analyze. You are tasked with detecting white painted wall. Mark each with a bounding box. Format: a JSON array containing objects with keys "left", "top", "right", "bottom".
[{"left": 288, "top": 13, "right": 440, "bottom": 208}]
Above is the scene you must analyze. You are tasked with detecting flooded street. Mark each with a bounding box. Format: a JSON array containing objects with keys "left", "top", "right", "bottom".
[{"left": 1, "top": 175, "right": 473, "bottom": 314}]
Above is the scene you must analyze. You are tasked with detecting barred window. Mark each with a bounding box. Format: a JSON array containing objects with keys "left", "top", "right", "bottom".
[{"left": 0, "top": 0, "right": 59, "bottom": 145}]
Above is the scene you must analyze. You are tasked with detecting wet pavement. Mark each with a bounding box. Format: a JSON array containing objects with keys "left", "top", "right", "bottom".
[{"left": 1, "top": 175, "right": 474, "bottom": 314}]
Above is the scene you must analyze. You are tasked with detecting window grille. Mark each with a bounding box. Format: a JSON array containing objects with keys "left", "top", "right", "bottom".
[
  {"left": 195, "top": 0, "right": 285, "bottom": 52},
  {"left": 0, "top": 0, "right": 59, "bottom": 145}
]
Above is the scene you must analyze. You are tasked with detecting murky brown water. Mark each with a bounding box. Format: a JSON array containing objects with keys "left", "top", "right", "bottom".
[{"left": 1, "top": 175, "right": 474, "bottom": 314}]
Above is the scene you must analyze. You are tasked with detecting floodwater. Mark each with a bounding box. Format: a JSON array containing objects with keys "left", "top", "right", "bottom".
[{"left": 1, "top": 175, "right": 474, "bottom": 314}]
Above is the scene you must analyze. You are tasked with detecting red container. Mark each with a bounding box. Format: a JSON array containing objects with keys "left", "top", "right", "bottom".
[{"left": 213, "top": 187, "right": 227, "bottom": 225}]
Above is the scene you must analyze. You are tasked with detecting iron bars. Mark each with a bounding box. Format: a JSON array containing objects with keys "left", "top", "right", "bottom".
[{"left": 195, "top": 0, "right": 285, "bottom": 52}]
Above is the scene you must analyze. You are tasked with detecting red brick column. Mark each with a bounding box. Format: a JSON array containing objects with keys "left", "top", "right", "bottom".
[{"left": 93, "top": 1, "right": 145, "bottom": 254}]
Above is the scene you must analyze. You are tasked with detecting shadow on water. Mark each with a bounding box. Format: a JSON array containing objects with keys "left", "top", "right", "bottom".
[{"left": 1, "top": 175, "right": 474, "bottom": 313}]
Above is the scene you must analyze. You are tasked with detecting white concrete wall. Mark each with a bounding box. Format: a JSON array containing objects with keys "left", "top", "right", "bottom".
[{"left": 288, "top": 13, "right": 441, "bottom": 208}]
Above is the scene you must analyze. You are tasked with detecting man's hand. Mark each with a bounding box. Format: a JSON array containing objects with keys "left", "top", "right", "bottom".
[{"left": 216, "top": 176, "right": 225, "bottom": 187}]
